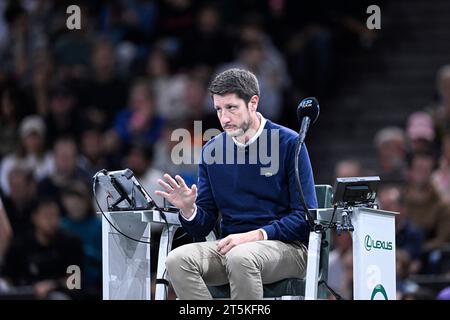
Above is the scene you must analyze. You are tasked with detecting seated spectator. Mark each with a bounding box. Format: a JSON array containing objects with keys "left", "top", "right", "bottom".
[
  {"left": 78, "top": 127, "right": 108, "bottom": 179},
  {"left": 37, "top": 137, "right": 90, "bottom": 201},
  {"left": 1, "top": 198, "right": 83, "bottom": 299},
  {"left": 0, "top": 197, "right": 12, "bottom": 262},
  {"left": 108, "top": 79, "right": 165, "bottom": 152},
  {"left": 327, "top": 231, "right": 353, "bottom": 299},
  {"left": 1, "top": 166, "right": 37, "bottom": 238},
  {"left": 429, "top": 65, "right": 450, "bottom": 147},
  {"left": 61, "top": 182, "right": 102, "bottom": 298},
  {"left": 0, "top": 115, "right": 52, "bottom": 196},
  {"left": 405, "top": 152, "right": 450, "bottom": 273},
  {"left": 82, "top": 38, "right": 128, "bottom": 130},
  {"left": 0, "top": 82, "right": 28, "bottom": 158},
  {"left": 145, "top": 47, "right": 189, "bottom": 122},
  {"left": 396, "top": 249, "right": 420, "bottom": 300},
  {"left": 406, "top": 111, "right": 437, "bottom": 156},
  {"left": 432, "top": 131, "right": 450, "bottom": 203},
  {"left": 373, "top": 127, "right": 407, "bottom": 184},
  {"left": 44, "top": 84, "right": 83, "bottom": 147},
  {"left": 405, "top": 153, "right": 450, "bottom": 251},
  {"left": 334, "top": 158, "right": 362, "bottom": 178},
  {"left": 216, "top": 37, "right": 288, "bottom": 122},
  {"left": 377, "top": 185, "right": 424, "bottom": 273},
  {"left": 153, "top": 119, "right": 199, "bottom": 188}
]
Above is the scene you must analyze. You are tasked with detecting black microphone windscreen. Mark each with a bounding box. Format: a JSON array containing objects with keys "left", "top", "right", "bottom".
[{"left": 297, "top": 97, "right": 320, "bottom": 124}]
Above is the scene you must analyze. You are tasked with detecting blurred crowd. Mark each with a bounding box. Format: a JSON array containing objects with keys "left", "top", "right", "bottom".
[
  {"left": 1, "top": 0, "right": 448, "bottom": 300},
  {"left": 330, "top": 64, "right": 450, "bottom": 300}
]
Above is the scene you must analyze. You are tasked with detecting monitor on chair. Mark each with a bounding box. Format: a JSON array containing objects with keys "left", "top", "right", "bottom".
[{"left": 333, "top": 176, "right": 380, "bottom": 207}]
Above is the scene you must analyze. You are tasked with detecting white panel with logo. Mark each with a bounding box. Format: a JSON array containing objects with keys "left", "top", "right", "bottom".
[{"left": 352, "top": 207, "right": 397, "bottom": 300}]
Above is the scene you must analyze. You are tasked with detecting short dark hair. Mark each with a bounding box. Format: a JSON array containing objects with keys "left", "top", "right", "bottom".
[{"left": 208, "top": 68, "right": 260, "bottom": 104}]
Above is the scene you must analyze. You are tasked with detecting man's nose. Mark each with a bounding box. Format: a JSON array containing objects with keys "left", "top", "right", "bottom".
[{"left": 220, "top": 111, "right": 231, "bottom": 123}]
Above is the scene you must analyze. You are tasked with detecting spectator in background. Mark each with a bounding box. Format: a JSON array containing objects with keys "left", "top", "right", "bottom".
[
  {"left": 340, "top": 248, "right": 354, "bottom": 299},
  {"left": 405, "top": 152, "right": 450, "bottom": 273},
  {"left": 38, "top": 137, "right": 90, "bottom": 201},
  {"left": 157, "top": 0, "right": 195, "bottom": 52},
  {"left": 432, "top": 131, "right": 450, "bottom": 203},
  {"left": 145, "top": 47, "right": 189, "bottom": 122},
  {"left": 29, "top": 48, "right": 54, "bottom": 116},
  {"left": 1, "top": 198, "right": 83, "bottom": 299},
  {"left": 78, "top": 127, "right": 108, "bottom": 179},
  {"left": 181, "top": 4, "right": 233, "bottom": 69},
  {"left": 97, "top": 0, "right": 157, "bottom": 49},
  {"left": 2, "top": 1, "right": 35, "bottom": 82},
  {"left": 0, "top": 77, "right": 33, "bottom": 159},
  {"left": 218, "top": 39, "right": 286, "bottom": 122},
  {"left": 0, "top": 197, "right": 12, "bottom": 262},
  {"left": 44, "top": 84, "right": 82, "bottom": 147},
  {"left": 328, "top": 231, "right": 353, "bottom": 299},
  {"left": 0, "top": 83, "right": 24, "bottom": 158},
  {"left": 327, "top": 158, "right": 362, "bottom": 297},
  {"left": 272, "top": 1, "right": 331, "bottom": 97},
  {"left": 81, "top": 38, "right": 128, "bottom": 130},
  {"left": 153, "top": 119, "right": 199, "bottom": 188},
  {"left": 334, "top": 158, "right": 362, "bottom": 178},
  {"left": 396, "top": 249, "right": 420, "bottom": 300},
  {"left": 374, "top": 126, "right": 407, "bottom": 184},
  {"left": 109, "top": 79, "right": 165, "bottom": 152},
  {"left": 406, "top": 111, "right": 436, "bottom": 156},
  {"left": 61, "top": 182, "right": 102, "bottom": 298},
  {"left": 53, "top": 3, "right": 93, "bottom": 80},
  {"left": 377, "top": 185, "right": 423, "bottom": 273},
  {"left": 1, "top": 166, "right": 37, "bottom": 238},
  {"left": 0, "top": 115, "right": 52, "bottom": 196},
  {"left": 429, "top": 65, "right": 450, "bottom": 146},
  {"left": 183, "top": 74, "right": 221, "bottom": 131}
]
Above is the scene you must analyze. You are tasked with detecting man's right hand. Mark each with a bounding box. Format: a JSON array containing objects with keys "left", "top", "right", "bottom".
[{"left": 155, "top": 174, "right": 197, "bottom": 218}]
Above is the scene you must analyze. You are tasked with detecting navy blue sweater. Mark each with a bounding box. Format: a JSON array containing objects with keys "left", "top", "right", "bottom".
[{"left": 181, "top": 119, "right": 317, "bottom": 244}]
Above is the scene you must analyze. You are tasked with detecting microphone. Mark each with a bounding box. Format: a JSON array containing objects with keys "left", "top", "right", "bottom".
[
  {"left": 294, "top": 97, "right": 320, "bottom": 231},
  {"left": 297, "top": 97, "right": 320, "bottom": 144}
]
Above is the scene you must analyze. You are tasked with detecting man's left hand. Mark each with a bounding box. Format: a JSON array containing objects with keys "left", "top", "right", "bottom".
[{"left": 216, "top": 230, "right": 264, "bottom": 255}]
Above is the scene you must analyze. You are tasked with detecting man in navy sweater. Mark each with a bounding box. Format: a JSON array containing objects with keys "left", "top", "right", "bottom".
[{"left": 156, "top": 68, "right": 317, "bottom": 299}]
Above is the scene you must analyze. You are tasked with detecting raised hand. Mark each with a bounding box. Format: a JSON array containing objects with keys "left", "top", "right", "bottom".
[{"left": 155, "top": 174, "right": 197, "bottom": 218}]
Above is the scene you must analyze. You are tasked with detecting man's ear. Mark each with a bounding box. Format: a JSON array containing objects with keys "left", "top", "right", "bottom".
[{"left": 248, "top": 95, "right": 259, "bottom": 112}]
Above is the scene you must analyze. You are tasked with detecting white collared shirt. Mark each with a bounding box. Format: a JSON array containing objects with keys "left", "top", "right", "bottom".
[{"left": 231, "top": 112, "right": 267, "bottom": 148}]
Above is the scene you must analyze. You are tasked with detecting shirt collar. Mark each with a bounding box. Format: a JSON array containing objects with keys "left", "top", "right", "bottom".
[{"left": 232, "top": 112, "right": 267, "bottom": 148}]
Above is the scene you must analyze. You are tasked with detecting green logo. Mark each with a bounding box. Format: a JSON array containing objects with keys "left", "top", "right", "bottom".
[
  {"left": 370, "top": 284, "right": 389, "bottom": 300},
  {"left": 364, "top": 235, "right": 393, "bottom": 251}
]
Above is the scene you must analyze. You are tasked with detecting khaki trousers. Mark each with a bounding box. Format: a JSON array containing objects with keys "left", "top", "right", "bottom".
[{"left": 166, "top": 240, "right": 308, "bottom": 300}]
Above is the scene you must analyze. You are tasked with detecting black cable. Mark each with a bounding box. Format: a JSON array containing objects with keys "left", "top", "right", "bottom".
[
  {"left": 318, "top": 280, "right": 346, "bottom": 300},
  {"left": 294, "top": 139, "right": 322, "bottom": 232}
]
